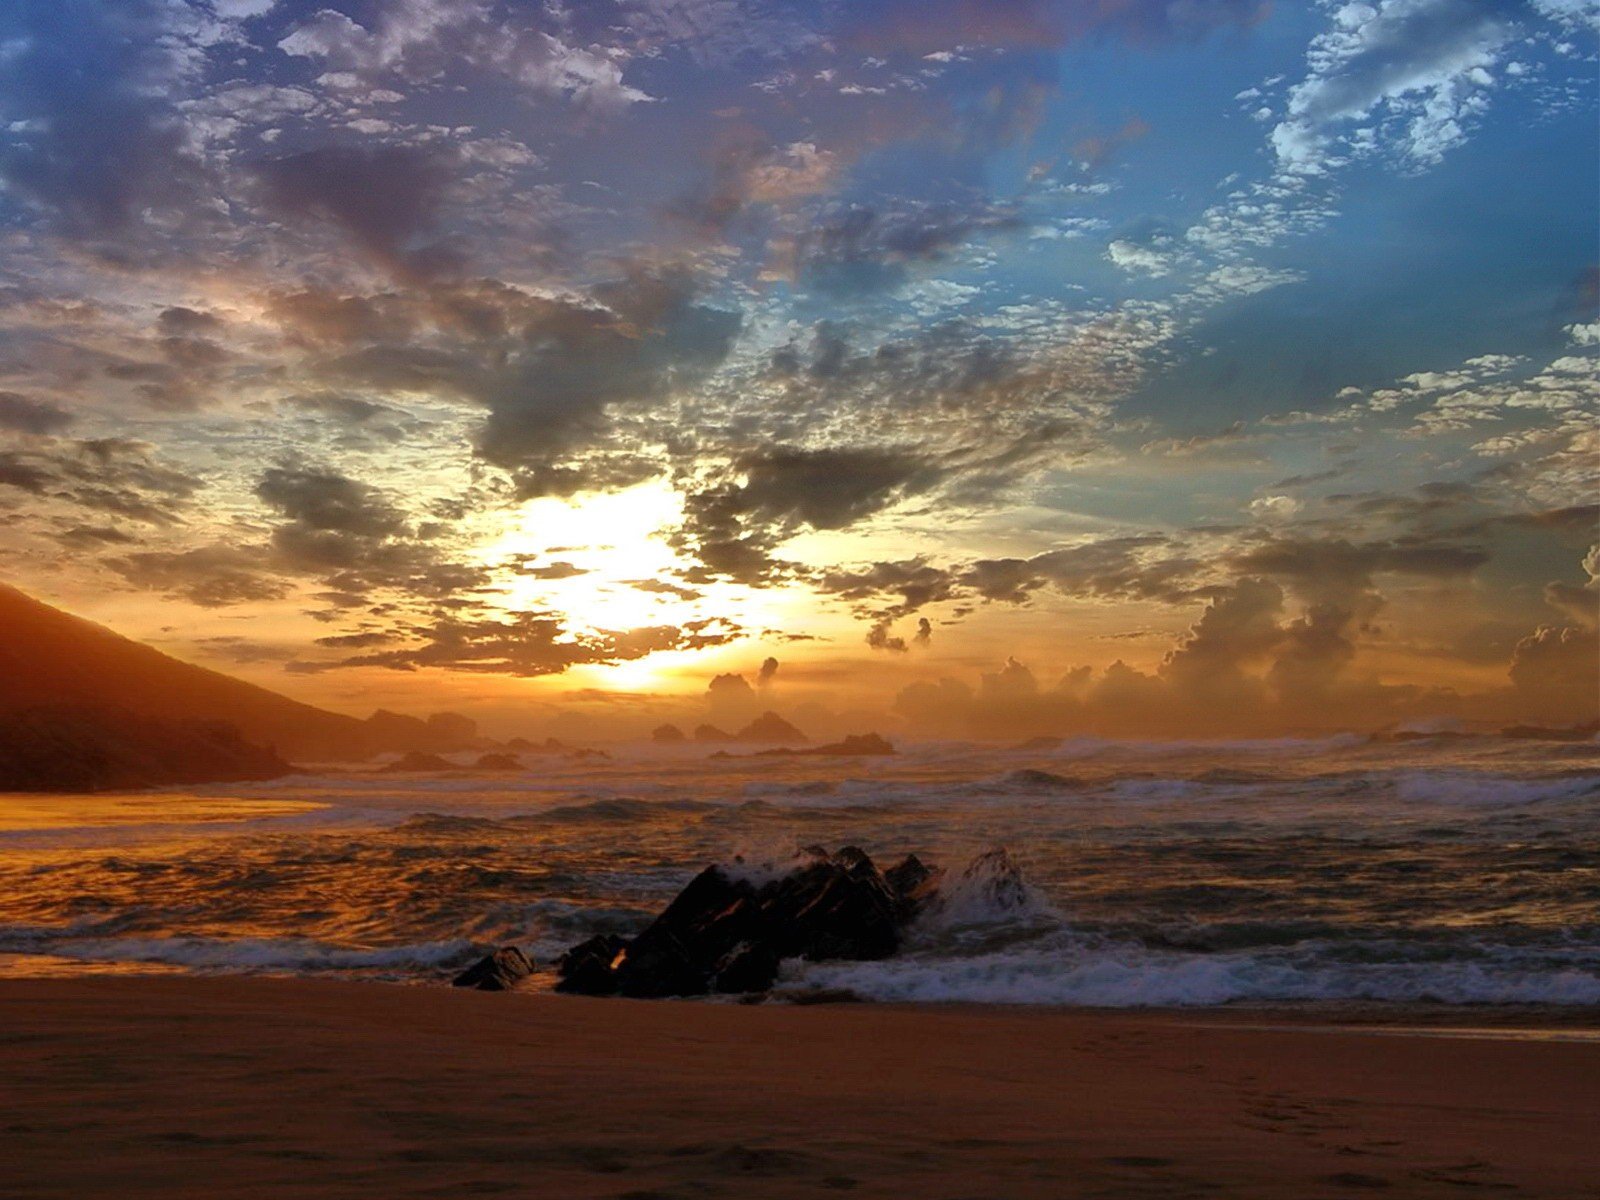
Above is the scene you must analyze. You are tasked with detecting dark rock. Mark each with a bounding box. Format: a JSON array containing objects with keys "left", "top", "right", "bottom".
[
  {"left": 473, "top": 752, "right": 522, "bottom": 770},
  {"left": 883, "top": 853, "right": 936, "bottom": 917},
  {"left": 808, "top": 733, "right": 894, "bottom": 756},
  {"left": 506, "top": 736, "right": 533, "bottom": 750},
  {"left": 651, "top": 723, "right": 686, "bottom": 743},
  {"left": 746, "top": 733, "right": 895, "bottom": 758},
  {"left": 711, "top": 941, "right": 782, "bottom": 994},
  {"left": 693, "top": 723, "right": 734, "bottom": 743},
  {"left": 554, "top": 935, "right": 629, "bottom": 996},
  {"left": 555, "top": 847, "right": 910, "bottom": 999},
  {"left": 733, "top": 711, "right": 808, "bottom": 743},
  {"left": 452, "top": 946, "right": 533, "bottom": 991},
  {"left": 381, "top": 750, "right": 454, "bottom": 772}
]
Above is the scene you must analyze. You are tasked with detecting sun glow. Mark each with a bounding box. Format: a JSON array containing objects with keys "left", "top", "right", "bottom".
[
  {"left": 480, "top": 481, "right": 695, "bottom": 633},
  {"left": 473, "top": 481, "right": 828, "bottom": 689}
]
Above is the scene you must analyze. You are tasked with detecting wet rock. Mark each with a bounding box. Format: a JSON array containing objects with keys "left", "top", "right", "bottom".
[
  {"left": 883, "top": 853, "right": 937, "bottom": 918},
  {"left": 711, "top": 941, "right": 782, "bottom": 994},
  {"left": 554, "top": 847, "right": 912, "bottom": 998},
  {"left": 554, "top": 935, "right": 628, "bottom": 996},
  {"left": 451, "top": 946, "right": 534, "bottom": 991}
]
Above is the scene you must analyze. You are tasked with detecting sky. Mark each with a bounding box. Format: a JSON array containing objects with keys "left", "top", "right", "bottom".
[{"left": 0, "top": 0, "right": 1595, "bottom": 738}]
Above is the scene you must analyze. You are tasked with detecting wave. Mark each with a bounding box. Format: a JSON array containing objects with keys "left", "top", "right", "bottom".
[
  {"left": 0, "top": 930, "right": 477, "bottom": 974},
  {"left": 793, "top": 940, "right": 1600, "bottom": 1007},
  {"left": 1388, "top": 772, "right": 1600, "bottom": 807}
]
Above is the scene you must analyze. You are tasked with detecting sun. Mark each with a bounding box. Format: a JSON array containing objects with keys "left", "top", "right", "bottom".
[
  {"left": 472, "top": 480, "right": 849, "bottom": 689},
  {"left": 476, "top": 480, "right": 698, "bottom": 632}
]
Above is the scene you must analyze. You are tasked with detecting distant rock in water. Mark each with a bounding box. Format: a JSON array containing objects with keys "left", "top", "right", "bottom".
[
  {"left": 381, "top": 750, "right": 455, "bottom": 772},
  {"left": 0, "top": 704, "right": 291, "bottom": 792},
  {"left": 693, "top": 723, "right": 733, "bottom": 743},
  {"left": 651, "top": 723, "right": 686, "bottom": 744},
  {"left": 451, "top": 947, "right": 534, "bottom": 991},
  {"left": 473, "top": 752, "right": 521, "bottom": 770},
  {"left": 553, "top": 845, "right": 997, "bottom": 999},
  {"left": 741, "top": 733, "right": 895, "bottom": 759},
  {"left": 804, "top": 733, "right": 894, "bottom": 756},
  {"left": 733, "top": 711, "right": 808, "bottom": 743}
]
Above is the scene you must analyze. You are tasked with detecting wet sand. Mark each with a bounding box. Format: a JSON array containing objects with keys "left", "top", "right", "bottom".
[{"left": 2, "top": 976, "right": 1597, "bottom": 1198}]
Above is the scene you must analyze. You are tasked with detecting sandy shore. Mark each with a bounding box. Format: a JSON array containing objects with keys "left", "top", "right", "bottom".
[{"left": 2, "top": 977, "right": 1597, "bottom": 1199}]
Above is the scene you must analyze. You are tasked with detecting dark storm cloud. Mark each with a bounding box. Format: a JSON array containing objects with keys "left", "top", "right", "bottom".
[
  {"left": 108, "top": 544, "right": 288, "bottom": 609},
  {"left": 679, "top": 446, "right": 949, "bottom": 582},
  {"left": 256, "top": 466, "right": 410, "bottom": 540},
  {"left": 476, "top": 269, "right": 741, "bottom": 494},
  {"left": 0, "top": 392, "right": 74, "bottom": 435},
  {"left": 284, "top": 270, "right": 741, "bottom": 496},
  {"left": 157, "top": 307, "right": 224, "bottom": 336},
  {"left": 968, "top": 536, "right": 1204, "bottom": 604},
  {"left": 0, "top": 437, "right": 200, "bottom": 524},
  {"left": 282, "top": 394, "right": 403, "bottom": 426},
  {"left": 1227, "top": 536, "right": 1490, "bottom": 604},
  {"left": 255, "top": 144, "right": 459, "bottom": 275},
  {"left": 788, "top": 201, "right": 1024, "bottom": 296},
  {"left": 304, "top": 612, "right": 739, "bottom": 676}
]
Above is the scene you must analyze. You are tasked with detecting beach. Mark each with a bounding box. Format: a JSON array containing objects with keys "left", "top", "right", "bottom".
[{"left": 3, "top": 976, "right": 1597, "bottom": 1199}]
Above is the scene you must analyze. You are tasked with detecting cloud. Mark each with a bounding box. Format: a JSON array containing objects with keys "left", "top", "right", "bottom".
[
  {"left": 108, "top": 544, "right": 286, "bottom": 608},
  {"left": 277, "top": 0, "right": 651, "bottom": 110},
  {"left": 0, "top": 392, "right": 74, "bottom": 435},
  {"left": 1272, "top": 0, "right": 1521, "bottom": 174},
  {"left": 256, "top": 144, "right": 458, "bottom": 274},
  {"left": 841, "top": 0, "right": 1268, "bottom": 55},
  {"left": 681, "top": 448, "right": 949, "bottom": 581},
  {"left": 786, "top": 200, "right": 1024, "bottom": 296},
  {"left": 0, "top": 437, "right": 200, "bottom": 524},
  {"left": 0, "top": 1, "right": 212, "bottom": 243}
]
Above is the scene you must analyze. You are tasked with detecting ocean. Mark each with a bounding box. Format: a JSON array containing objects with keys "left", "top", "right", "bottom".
[{"left": 2, "top": 734, "right": 1597, "bottom": 1007}]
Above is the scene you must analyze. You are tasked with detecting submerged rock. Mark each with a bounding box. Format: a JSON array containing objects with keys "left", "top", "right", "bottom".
[{"left": 451, "top": 946, "right": 534, "bottom": 991}]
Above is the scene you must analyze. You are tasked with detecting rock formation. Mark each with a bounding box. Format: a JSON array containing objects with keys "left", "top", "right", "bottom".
[
  {"left": 451, "top": 947, "right": 534, "bottom": 991},
  {"left": 555, "top": 845, "right": 942, "bottom": 999},
  {"left": 733, "top": 711, "right": 808, "bottom": 743}
]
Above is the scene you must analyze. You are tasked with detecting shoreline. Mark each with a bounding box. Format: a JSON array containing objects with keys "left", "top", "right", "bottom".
[{"left": 5, "top": 975, "right": 1597, "bottom": 1198}]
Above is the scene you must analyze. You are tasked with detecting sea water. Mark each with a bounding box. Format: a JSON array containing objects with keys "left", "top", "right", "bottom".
[{"left": 2, "top": 734, "right": 1597, "bottom": 1007}]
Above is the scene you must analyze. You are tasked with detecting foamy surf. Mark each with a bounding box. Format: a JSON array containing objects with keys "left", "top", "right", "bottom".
[{"left": 1, "top": 735, "right": 1595, "bottom": 1006}]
